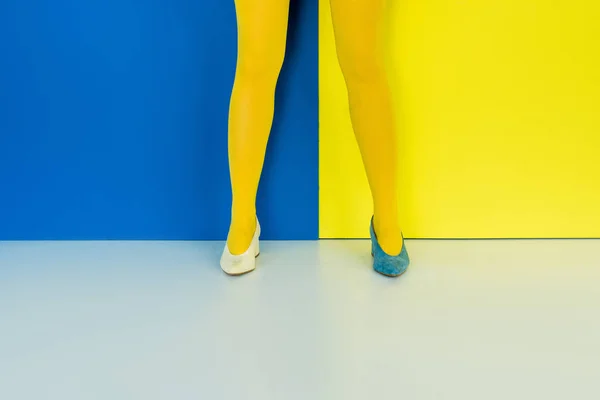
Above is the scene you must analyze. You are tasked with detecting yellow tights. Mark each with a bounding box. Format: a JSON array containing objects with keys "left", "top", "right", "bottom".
[{"left": 227, "top": 0, "right": 403, "bottom": 256}]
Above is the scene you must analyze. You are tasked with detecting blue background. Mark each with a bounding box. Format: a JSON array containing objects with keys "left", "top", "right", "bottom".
[{"left": 0, "top": 0, "right": 318, "bottom": 240}]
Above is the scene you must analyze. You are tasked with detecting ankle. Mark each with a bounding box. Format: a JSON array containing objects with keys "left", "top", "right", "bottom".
[
  {"left": 229, "top": 205, "right": 256, "bottom": 232},
  {"left": 227, "top": 217, "right": 256, "bottom": 255},
  {"left": 373, "top": 215, "right": 403, "bottom": 256},
  {"left": 231, "top": 205, "right": 256, "bottom": 225},
  {"left": 373, "top": 213, "right": 400, "bottom": 233}
]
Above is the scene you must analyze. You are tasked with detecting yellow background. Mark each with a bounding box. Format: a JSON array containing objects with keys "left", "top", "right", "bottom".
[{"left": 319, "top": 0, "right": 600, "bottom": 238}]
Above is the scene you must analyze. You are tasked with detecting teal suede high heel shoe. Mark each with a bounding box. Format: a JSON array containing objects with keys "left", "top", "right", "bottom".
[{"left": 370, "top": 217, "right": 410, "bottom": 277}]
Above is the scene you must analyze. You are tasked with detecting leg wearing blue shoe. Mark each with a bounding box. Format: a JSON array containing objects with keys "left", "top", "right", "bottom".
[{"left": 329, "top": 0, "right": 407, "bottom": 269}]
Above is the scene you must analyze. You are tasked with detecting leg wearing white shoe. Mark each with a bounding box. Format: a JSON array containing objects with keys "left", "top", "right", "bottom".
[{"left": 227, "top": 0, "right": 290, "bottom": 255}]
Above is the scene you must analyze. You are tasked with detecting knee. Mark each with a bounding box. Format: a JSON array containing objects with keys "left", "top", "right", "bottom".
[
  {"left": 236, "top": 44, "right": 286, "bottom": 84},
  {"left": 337, "top": 53, "right": 387, "bottom": 87}
]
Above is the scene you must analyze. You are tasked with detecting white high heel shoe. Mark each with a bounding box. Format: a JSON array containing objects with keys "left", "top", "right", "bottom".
[{"left": 220, "top": 218, "right": 261, "bottom": 276}]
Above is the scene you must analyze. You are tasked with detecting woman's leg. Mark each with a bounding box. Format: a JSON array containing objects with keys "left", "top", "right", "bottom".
[
  {"left": 329, "top": 0, "right": 403, "bottom": 255},
  {"left": 227, "top": 0, "right": 290, "bottom": 254}
]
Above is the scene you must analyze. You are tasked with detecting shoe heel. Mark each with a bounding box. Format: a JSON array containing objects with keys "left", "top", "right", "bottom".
[{"left": 253, "top": 237, "right": 260, "bottom": 257}]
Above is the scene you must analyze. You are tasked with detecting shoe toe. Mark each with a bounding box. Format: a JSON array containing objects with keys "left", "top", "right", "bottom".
[
  {"left": 220, "top": 255, "right": 255, "bottom": 276},
  {"left": 373, "top": 260, "right": 408, "bottom": 277}
]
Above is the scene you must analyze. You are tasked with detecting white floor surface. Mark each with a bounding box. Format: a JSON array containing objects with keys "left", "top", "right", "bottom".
[{"left": 1, "top": 239, "right": 599, "bottom": 400}]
